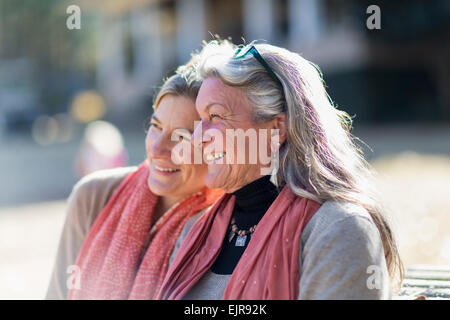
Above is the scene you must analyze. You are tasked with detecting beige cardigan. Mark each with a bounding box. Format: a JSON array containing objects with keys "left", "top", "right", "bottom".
[
  {"left": 46, "top": 166, "right": 392, "bottom": 300},
  {"left": 46, "top": 166, "right": 138, "bottom": 299}
]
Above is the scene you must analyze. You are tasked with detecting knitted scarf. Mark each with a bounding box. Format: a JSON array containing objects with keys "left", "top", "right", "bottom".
[{"left": 67, "top": 161, "right": 222, "bottom": 299}]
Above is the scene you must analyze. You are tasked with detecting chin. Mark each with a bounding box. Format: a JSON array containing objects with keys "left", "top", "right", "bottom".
[
  {"left": 205, "top": 171, "right": 228, "bottom": 192},
  {"left": 147, "top": 176, "right": 176, "bottom": 196}
]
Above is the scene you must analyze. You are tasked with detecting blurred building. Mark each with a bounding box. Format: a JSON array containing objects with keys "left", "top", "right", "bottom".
[{"left": 1, "top": 0, "right": 449, "bottom": 133}]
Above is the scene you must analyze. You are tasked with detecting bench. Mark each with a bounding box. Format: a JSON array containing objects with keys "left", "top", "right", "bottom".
[{"left": 396, "top": 265, "right": 450, "bottom": 300}]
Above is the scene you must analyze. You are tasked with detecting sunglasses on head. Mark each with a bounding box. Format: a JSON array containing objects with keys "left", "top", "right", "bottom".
[
  {"left": 233, "top": 44, "right": 334, "bottom": 107},
  {"left": 233, "top": 44, "right": 283, "bottom": 86}
]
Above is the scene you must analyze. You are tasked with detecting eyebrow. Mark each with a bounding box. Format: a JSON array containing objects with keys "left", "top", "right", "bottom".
[
  {"left": 204, "top": 102, "right": 228, "bottom": 112},
  {"left": 151, "top": 115, "right": 161, "bottom": 123},
  {"left": 151, "top": 114, "right": 194, "bottom": 134}
]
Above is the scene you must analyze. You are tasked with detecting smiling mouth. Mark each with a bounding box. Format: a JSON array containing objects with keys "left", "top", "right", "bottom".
[
  {"left": 154, "top": 164, "right": 181, "bottom": 173},
  {"left": 205, "top": 152, "right": 226, "bottom": 163}
]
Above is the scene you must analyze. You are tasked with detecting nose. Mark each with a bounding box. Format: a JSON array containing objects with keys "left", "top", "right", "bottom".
[
  {"left": 148, "top": 133, "right": 172, "bottom": 160},
  {"left": 191, "top": 120, "right": 204, "bottom": 149},
  {"left": 191, "top": 120, "right": 215, "bottom": 149}
]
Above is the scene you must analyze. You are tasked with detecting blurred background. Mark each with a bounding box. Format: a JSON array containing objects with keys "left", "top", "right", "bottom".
[{"left": 0, "top": 0, "right": 449, "bottom": 299}]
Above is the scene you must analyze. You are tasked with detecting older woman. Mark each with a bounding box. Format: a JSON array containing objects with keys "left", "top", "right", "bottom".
[
  {"left": 157, "top": 40, "right": 403, "bottom": 300},
  {"left": 46, "top": 62, "right": 222, "bottom": 300}
]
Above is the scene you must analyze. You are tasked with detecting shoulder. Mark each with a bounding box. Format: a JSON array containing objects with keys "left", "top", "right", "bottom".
[
  {"left": 68, "top": 166, "right": 138, "bottom": 227},
  {"left": 301, "top": 200, "right": 379, "bottom": 245},
  {"left": 300, "top": 199, "right": 387, "bottom": 282},
  {"left": 298, "top": 200, "right": 391, "bottom": 299},
  {"left": 73, "top": 166, "right": 138, "bottom": 192},
  {"left": 71, "top": 166, "right": 138, "bottom": 202},
  {"left": 46, "top": 166, "right": 138, "bottom": 299}
]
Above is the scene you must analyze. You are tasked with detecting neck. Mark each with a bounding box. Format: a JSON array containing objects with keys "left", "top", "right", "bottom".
[
  {"left": 231, "top": 175, "right": 279, "bottom": 227},
  {"left": 210, "top": 174, "right": 280, "bottom": 274},
  {"left": 158, "top": 195, "right": 180, "bottom": 212},
  {"left": 152, "top": 194, "right": 182, "bottom": 223},
  {"left": 153, "top": 187, "right": 205, "bottom": 222}
]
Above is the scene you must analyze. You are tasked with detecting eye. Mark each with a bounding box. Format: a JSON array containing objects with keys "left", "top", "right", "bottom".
[
  {"left": 178, "top": 135, "right": 191, "bottom": 142},
  {"left": 173, "top": 129, "right": 192, "bottom": 143},
  {"left": 175, "top": 133, "right": 188, "bottom": 142},
  {"left": 209, "top": 113, "right": 221, "bottom": 121},
  {"left": 150, "top": 122, "right": 162, "bottom": 131}
]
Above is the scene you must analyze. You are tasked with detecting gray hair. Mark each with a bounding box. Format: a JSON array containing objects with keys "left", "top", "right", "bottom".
[{"left": 195, "top": 40, "right": 403, "bottom": 290}]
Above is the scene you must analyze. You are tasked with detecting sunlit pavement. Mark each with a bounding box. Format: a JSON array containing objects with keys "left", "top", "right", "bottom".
[{"left": 0, "top": 201, "right": 66, "bottom": 299}]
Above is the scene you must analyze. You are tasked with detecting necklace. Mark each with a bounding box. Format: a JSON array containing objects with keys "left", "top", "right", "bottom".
[{"left": 228, "top": 216, "right": 257, "bottom": 247}]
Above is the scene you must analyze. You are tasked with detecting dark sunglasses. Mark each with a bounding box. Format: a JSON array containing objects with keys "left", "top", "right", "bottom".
[
  {"left": 233, "top": 44, "right": 334, "bottom": 107},
  {"left": 233, "top": 45, "right": 283, "bottom": 87}
]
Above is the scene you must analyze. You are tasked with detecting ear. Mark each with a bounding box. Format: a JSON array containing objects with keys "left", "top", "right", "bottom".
[{"left": 271, "top": 113, "right": 287, "bottom": 145}]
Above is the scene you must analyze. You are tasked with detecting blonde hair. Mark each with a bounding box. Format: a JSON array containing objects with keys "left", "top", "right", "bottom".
[
  {"left": 195, "top": 40, "right": 403, "bottom": 290},
  {"left": 153, "top": 55, "right": 203, "bottom": 110}
]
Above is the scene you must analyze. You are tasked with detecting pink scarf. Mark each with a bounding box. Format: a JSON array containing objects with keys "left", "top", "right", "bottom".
[
  {"left": 67, "top": 161, "right": 222, "bottom": 299},
  {"left": 156, "top": 184, "right": 321, "bottom": 300}
]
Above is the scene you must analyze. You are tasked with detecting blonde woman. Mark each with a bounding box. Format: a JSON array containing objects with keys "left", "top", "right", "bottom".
[
  {"left": 157, "top": 40, "right": 403, "bottom": 300},
  {"left": 46, "top": 62, "right": 222, "bottom": 300}
]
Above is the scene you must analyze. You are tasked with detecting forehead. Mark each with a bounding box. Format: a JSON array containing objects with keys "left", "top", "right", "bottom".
[
  {"left": 196, "top": 77, "right": 248, "bottom": 110},
  {"left": 154, "top": 94, "right": 198, "bottom": 129}
]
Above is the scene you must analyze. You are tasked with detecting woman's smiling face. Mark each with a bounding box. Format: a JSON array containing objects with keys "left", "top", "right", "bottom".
[
  {"left": 193, "top": 77, "right": 277, "bottom": 193},
  {"left": 145, "top": 94, "right": 208, "bottom": 199}
]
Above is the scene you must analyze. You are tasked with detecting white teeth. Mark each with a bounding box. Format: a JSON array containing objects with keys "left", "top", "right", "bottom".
[
  {"left": 206, "top": 152, "right": 225, "bottom": 162},
  {"left": 155, "top": 165, "right": 180, "bottom": 172}
]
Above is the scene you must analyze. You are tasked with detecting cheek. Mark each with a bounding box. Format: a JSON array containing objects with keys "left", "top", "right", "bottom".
[
  {"left": 207, "top": 123, "right": 228, "bottom": 150},
  {"left": 184, "top": 142, "right": 196, "bottom": 163},
  {"left": 196, "top": 163, "right": 209, "bottom": 176},
  {"left": 183, "top": 163, "right": 208, "bottom": 180},
  {"left": 171, "top": 141, "right": 195, "bottom": 165},
  {"left": 145, "top": 131, "right": 155, "bottom": 154}
]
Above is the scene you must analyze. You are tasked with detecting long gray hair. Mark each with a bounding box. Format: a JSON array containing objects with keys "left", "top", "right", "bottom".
[{"left": 194, "top": 40, "right": 403, "bottom": 290}]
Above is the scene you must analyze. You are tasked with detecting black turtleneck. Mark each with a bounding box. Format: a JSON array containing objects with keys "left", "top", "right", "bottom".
[{"left": 210, "top": 175, "right": 280, "bottom": 275}]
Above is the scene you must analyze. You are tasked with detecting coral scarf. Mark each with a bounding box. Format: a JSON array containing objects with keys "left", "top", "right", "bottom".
[
  {"left": 67, "top": 161, "right": 222, "bottom": 300},
  {"left": 156, "top": 184, "right": 321, "bottom": 300}
]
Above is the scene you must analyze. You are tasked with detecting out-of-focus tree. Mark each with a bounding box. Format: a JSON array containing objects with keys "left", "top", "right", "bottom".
[{"left": 0, "top": 0, "right": 97, "bottom": 115}]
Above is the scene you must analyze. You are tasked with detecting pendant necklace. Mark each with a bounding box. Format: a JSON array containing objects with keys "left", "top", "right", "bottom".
[{"left": 228, "top": 216, "right": 257, "bottom": 247}]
